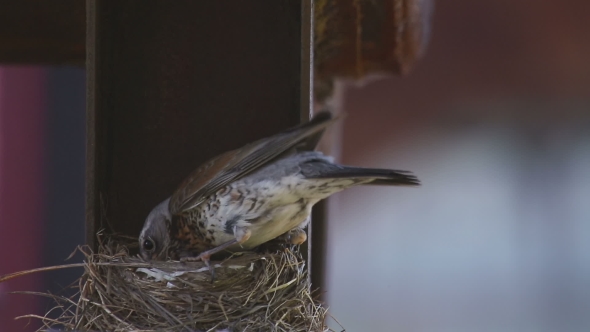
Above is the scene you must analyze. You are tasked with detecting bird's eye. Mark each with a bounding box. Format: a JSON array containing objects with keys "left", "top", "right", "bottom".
[{"left": 143, "top": 238, "right": 155, "bottom": 251}]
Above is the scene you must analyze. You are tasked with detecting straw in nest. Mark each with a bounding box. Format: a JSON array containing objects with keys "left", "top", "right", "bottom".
[{"left": 1, "top": 238, "right": 341, "bottom": 332}]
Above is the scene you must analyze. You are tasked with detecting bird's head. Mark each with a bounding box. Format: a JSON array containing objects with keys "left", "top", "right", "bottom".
[{"left": 139, "top": 198, "right": 172, "bottom": 261}]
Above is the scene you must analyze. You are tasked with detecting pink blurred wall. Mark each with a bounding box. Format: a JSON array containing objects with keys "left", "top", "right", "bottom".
[{"left": 0, "top": 68, "right": 47, "bottom": 331}]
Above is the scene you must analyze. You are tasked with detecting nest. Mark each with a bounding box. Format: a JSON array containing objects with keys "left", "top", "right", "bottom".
[{"left": 3, "top": 237, "right": 336, "bottom": 332}]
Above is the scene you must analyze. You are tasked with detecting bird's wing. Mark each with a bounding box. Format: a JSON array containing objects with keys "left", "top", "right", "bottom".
[{"left": 168, "top": 111, "right": 338, "bottom": 214}]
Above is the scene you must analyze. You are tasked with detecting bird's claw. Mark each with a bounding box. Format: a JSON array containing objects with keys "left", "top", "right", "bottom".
[
  {"left": 178, "top": 239, "right": 239, "bottom": 283},
  {"left": 180, "top": 253, "right": 216, "bottom": 282},
  {"left": 180, "top": 255, "right": 204, "bottom": 263}
]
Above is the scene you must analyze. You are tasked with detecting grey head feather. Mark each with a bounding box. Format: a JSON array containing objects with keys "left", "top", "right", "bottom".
[{"left": 139, "top": 197, "right": 172, "bottom": 261}]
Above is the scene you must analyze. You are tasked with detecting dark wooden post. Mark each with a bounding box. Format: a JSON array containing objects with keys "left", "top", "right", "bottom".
[{"left": 86, "top": 0, "right": 315, "bottom": 259}]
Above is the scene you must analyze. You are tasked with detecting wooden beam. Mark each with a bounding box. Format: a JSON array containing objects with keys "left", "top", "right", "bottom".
[
  {"left": 0, "top": 1, "right": 85, "bottom": 64},
  {"left": 86, "top": 1, "right": 312, "bottom": 255}
]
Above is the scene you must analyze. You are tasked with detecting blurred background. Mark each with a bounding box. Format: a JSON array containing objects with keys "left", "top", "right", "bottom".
[
  {"left": 1, "top": 0, "right": 590, "bottom": 331},
  {"left": 0, "top": 68, "right": 85, "bottom": 330},
  {"left": 324, "top": 1, "right": 590, "bottom": 331}
]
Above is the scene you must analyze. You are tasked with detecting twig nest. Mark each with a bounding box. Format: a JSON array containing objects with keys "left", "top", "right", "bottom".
[{"left": 42, "top": 242, "right": 331, "bottom": 332}]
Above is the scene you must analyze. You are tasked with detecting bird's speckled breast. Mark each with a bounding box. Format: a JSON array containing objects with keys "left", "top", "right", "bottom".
[
  {"left": 171, "top": 168, "right": 362, "bottom": 255},
  {"left": 204, "top": 174, "right": 353, "bottom": 250}
]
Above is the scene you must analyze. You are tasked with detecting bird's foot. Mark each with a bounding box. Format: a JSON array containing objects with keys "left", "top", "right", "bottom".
[
  {"left": 256, "top": 228, "right": 308, "bottom": 253},
  {"left": 180, "top": 239, "right": 239, "bottom": 282},
  {"left": 180, "top": 252, "right": 216, "bottom": 282},
  {"left": 286, "top": 228, "right": 307, "bottom": 245}
]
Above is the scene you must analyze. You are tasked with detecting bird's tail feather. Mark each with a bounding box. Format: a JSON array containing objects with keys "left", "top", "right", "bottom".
[{"left": 307, "top": 166, "right": 420, "bottom": 186}]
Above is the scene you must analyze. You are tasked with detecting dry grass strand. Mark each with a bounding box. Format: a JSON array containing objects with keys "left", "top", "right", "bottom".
[{"left": 10, "top": 237, "right": 335, "bottom": 331}]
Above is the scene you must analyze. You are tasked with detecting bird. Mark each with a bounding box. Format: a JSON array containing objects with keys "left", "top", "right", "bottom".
[{"left": 138, "top": 111, "right": 419, "bottom": 269}]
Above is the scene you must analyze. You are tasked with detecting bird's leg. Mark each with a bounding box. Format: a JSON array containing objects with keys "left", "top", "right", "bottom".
[
  {"left": 180, "top": 225, "right": 251, "bottom": 281},
  {"left": 180, "top": 239, "right": 239, "bottom": 281},
  {"left": 233, "top": 225, "right": 251, "bottom": 246}
]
